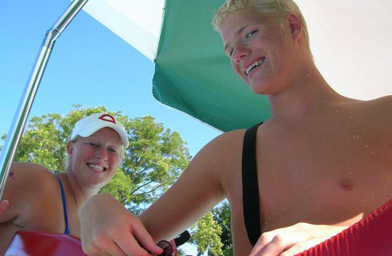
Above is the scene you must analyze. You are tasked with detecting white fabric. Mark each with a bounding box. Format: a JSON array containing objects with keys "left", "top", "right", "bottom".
[
  {"left": 296, "top": 0, "right": 392, "bottom": 100},
  {"left": 83, "top": 0, "right": 165, "bottom": 61},
  {"left": 71, "top": 113, "right": 129, "bottom": 147}
]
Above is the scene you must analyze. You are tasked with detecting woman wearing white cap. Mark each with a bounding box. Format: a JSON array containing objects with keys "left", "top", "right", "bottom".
[{"left": 0, "top": 113, "right": 129, "bottom": 255}]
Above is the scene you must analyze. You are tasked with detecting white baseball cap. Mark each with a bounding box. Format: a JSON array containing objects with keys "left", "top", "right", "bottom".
[{"left": 70, "top": 113, "right": 129, "bottom": 148}]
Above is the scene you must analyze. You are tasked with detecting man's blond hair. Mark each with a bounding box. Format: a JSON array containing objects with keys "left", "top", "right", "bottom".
[{"left": 213, "top": 0, "right": 309, "bottom": 48}]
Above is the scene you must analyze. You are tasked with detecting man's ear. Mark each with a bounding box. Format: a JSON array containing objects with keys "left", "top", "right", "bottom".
[{"left": 287, "top": 13, "right": 302, "bottom": 40}]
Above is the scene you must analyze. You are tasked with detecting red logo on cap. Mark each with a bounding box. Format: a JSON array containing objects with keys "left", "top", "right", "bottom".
[{"left": 99, "top": 114, "right": 116, "bottom": 124}]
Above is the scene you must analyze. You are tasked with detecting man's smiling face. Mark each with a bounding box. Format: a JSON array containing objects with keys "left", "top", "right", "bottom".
[{"left": 221, "top": 8, "right": 300, "bottom": 96}]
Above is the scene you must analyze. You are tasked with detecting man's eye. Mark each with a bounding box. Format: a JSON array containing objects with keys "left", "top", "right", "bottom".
[
  {"left": 224, "top": 48, "right": 233, "bottom": 57},
  {"left": 88, "top": 142, "right": 98, "bottom": 147},
  {"left": 245, "top": 30, "right": 257, "bottom": 39}
]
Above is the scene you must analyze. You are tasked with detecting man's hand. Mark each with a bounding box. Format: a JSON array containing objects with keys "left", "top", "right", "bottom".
[
  {"left": 248, "top": 223, "right": 349, "bottom": 256},
  {"left": 80, "top": 193, "right": 163, "bottom": 256}
]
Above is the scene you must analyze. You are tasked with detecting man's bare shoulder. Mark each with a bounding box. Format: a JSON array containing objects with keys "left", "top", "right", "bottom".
[
  {"left": 185, "top": 129, "right": 247, "bottom": 182},
  {"left": 354, "top": 96, "right": 392, "bottom": 122},
  {"left": 195, "top": 129, "right": 246, "bottom": 158}
]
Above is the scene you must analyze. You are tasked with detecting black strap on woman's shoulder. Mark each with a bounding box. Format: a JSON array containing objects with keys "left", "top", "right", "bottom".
[{"left": 242, "top": 122, "right": 262, "bottom": 246}]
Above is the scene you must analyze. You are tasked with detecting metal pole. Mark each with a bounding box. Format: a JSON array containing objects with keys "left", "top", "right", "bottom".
[{"left": 0, "top": 0, "right": 89, "bottom": 200}]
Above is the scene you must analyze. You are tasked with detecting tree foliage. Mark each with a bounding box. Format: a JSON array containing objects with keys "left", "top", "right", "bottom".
[
  {"left": 190, "top": 212, "right": 223, "bottom": 256},
  {"left": 211, "top": 201, "right": 232, "bottom": 256},
  {"left": 188, "top": 201, "right": 232, "bottom": 256}
]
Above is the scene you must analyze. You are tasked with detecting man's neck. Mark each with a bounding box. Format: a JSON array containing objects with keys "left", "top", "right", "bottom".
[{"left": 267, "top": 66, "right": 349, "bottom": 122}]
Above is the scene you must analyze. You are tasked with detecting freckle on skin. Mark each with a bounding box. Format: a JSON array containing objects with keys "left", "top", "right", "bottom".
[{"left": 340, "top": 179, "right": 354, "bottom": 191}]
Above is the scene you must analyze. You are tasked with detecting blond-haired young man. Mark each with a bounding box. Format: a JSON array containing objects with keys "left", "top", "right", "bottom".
[{"left": 80, "top": 1, "right": 392, "bottom": 255}]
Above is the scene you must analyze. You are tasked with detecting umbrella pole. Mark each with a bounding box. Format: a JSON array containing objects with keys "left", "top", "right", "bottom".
[{"left": 0, "top": 0, "right": 89, "bottom": 200}]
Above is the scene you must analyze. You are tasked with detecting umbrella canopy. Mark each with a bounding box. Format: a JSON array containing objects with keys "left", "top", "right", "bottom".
[{"left": 84, "top": 0, "right": 392, "bottom": 132}]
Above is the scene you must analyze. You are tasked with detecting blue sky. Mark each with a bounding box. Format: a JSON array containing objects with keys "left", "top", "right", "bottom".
[{"left": 0, "top": 0, "right": 222, "bottom": 157}]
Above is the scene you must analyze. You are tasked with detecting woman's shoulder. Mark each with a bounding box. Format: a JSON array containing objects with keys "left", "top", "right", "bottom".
[{"left": 9, "top": 162, "right": 59, "bottom": 194}]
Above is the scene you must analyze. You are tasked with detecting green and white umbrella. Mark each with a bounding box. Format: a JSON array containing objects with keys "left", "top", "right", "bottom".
[{"left": 83, "top": 0, "right": 392, "bottom": 132}]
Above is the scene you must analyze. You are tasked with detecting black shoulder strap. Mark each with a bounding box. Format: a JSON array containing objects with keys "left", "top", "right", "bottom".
[{"left": 242, "top": 123, "right": 262, "bottom": 246}]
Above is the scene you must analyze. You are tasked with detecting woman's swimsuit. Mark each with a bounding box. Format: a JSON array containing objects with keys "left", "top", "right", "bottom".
[{"left": 57, "top": 177, "right": 71, "bottom": 235}]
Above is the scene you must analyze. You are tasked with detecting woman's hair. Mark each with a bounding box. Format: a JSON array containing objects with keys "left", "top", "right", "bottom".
[{"left": 213, "top": 0, "right": 309, "bottom": 48}]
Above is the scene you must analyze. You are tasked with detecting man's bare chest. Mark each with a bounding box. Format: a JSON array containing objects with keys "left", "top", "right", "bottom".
[{"left": 255, "top": 123, "right": 392, "bottom": 231}]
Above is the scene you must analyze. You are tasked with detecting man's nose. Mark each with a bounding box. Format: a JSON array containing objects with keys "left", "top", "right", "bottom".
[{"left": 232, "top": 45, "right": 250, "bottom": 63}]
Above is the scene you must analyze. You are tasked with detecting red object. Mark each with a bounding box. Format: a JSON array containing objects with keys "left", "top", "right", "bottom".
[
  {"left": 6, "top": 198, "right": 392, "bottom": 256},
  {"left": 5, "top": 230, "right": 88, "bottom": 256},
  {"left": 5, "top": 230, "right": 180, "bottom": 256},
  {"left": 169, "top": 239, "right": 178, "bottom": 256},
  {"left": 296, "top": 198, "right": 392, "bottom": 256}
]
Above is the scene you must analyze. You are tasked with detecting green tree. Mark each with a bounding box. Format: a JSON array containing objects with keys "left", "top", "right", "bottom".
[
  {"left": 1, "top": 105, "right": 191, "bottom": 213},
  {"left": 211, "top": 201, "right": 232, "bottom": 256},
  {"left": 190, "top": 212, "right": 223, "bottom": 256}
]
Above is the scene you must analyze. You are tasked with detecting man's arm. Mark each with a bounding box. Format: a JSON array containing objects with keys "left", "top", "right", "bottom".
[{"left": 80, "top": 133, "right": 229, "bottom": 256}]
